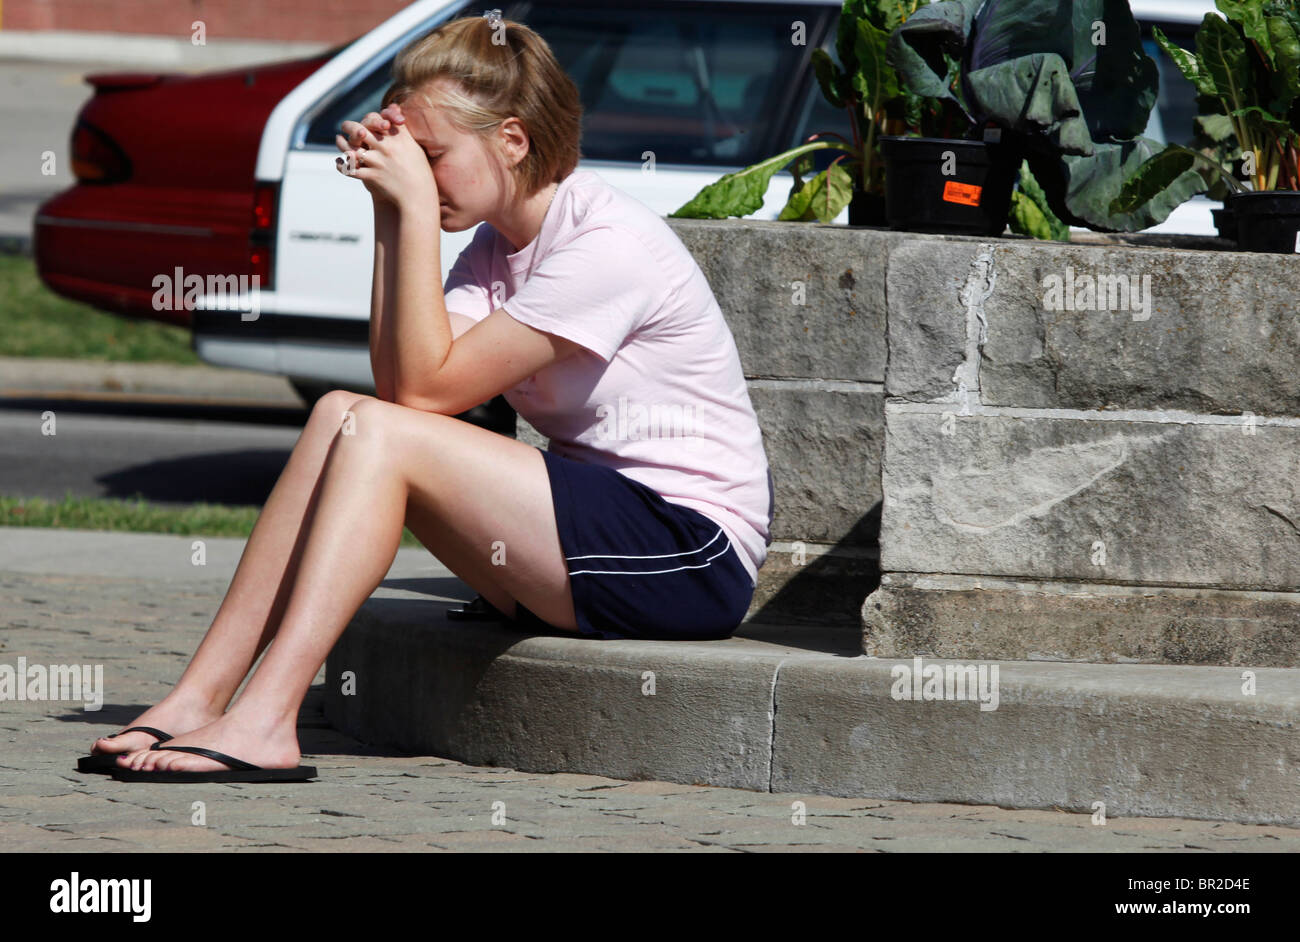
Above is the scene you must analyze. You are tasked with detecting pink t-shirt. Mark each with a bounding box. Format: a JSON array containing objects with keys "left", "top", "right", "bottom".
[{"left": 441, "top": 168, "right": 772, "bottom": 588}]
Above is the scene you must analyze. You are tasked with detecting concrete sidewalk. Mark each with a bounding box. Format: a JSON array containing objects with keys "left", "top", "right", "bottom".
[
  {"left": 0, "top": 355, "right": 305, "bottom": 406},
  {"left": 1, "top": 524, "right": 1298, "bottom": 851}
]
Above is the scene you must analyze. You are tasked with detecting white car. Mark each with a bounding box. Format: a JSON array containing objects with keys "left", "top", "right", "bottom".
[{"left": 187, "top": 0, "right": 1220, "bottom": 406}]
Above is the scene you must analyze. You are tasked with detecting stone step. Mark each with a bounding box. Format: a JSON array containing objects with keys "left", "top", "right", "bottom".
[{"left": 324, "top": 582, "right": 1299, "bottom": 827}]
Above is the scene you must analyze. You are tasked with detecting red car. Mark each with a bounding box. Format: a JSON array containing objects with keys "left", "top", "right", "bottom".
[{"left": 35, "top": 45, "right": 342, "bottom": 329}]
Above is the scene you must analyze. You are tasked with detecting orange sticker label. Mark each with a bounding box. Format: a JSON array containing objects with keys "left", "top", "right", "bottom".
[{"left": 942, "top": 180, "right": 983, "bottom": 207}]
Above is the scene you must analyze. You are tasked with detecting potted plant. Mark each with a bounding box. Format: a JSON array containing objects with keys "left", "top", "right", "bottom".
[
  {"left": 877, "top": 1, "right": 1018, "bottom": 234},
  {"left": 1111, "top": 2, "right": 1300, "bottom": 253},
  {"left": 887, "top": 0, "right": 1207, "bottom": 235},
  {"left": 669, "top": 0, "right": 931, "bottom": 226}
]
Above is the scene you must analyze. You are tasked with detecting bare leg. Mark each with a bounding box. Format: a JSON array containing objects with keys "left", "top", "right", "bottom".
[
  {"left": 90, "top": 389, "right": 377, "bottom": 758},
  {"left": 120, "top": 398, "right": 578, "bottom": 773}
]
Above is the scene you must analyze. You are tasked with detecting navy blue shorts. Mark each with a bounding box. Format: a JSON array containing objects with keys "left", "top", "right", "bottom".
[{"left": 512, "top": 448, "right": 754, "bottom": 641}]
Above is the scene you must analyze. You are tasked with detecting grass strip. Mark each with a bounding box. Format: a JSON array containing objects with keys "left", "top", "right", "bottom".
[
  {"left": 0, "top": 493, "right": 424, "bottom": 547},
  {"left": 0, "top": 254, "right": 201, "bottom": 363}
]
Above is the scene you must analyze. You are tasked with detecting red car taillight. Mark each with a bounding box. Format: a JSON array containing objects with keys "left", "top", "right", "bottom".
[
  {"left": 251, "top": 181, "right": 277, "bottom": 291},
  {"left": 70, "top": 120, "right": 131, "bottom": 183}
]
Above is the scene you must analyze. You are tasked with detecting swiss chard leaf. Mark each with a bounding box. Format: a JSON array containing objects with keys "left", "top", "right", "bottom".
[
  {"left": 1153, "top": 25, "right": 1217, "bottom": 97},
  {"left": 1198, "top": 12, "right": 1254, "bottom": 113},
  {"left": 779, "top": 162, "right": 855, "bottom": 222},
  {"left": 1216, "top": 0, "right": 1273, "bottom": 65},
  {"left": 811, "top": 48, "right": 848, "bottom": 110},
  {"left": 1195, "top": 112, "right": 1237, "bottom": 143},
  {"left": 853, "top": 18, "right": 901, "bottom": 111},
  {"left": 1264, "top": 13, "right": 1300, "bottom": 113},
  {"left": 1008, "top": 160, "right": 1070, "bottom": 240},
  {"left": 668, "top": 141, "right": 854, "bottom": 219}
]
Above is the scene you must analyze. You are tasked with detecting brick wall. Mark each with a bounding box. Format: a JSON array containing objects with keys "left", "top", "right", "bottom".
[{"left": 1, "top": 0, "right": 414, "bottom": 42}]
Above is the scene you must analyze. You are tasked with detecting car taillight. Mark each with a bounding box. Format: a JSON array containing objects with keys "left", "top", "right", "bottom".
[
  {"left": 251, "top": 181, "right": 277, "bottom": 291},
  {"left": 70, "top": 120, "right": 131, "bottom": 183}
]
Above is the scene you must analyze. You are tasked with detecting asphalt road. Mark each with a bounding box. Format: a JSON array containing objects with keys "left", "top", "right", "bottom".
[{"left": 0, "top": 394, "right": 307, "bottom": 506}]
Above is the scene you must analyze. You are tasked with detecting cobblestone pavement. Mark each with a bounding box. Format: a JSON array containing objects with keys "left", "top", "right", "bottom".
[{"left": 3, "top": 562, "right": 1299, "bottom": 852}]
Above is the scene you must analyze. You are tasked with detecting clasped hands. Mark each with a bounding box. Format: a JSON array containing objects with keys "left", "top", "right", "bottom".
[{"left": 336, "top": 102, "right": 440, "bottom": 213}]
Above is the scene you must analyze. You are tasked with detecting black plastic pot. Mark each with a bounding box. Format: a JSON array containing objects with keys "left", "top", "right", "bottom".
[
  {"left": 1232, "top": 190, "right": 1300, "bottom": 254},
  {"left": 849, "top": 188, "right": 887, "bottom": 227},
  {"left": 879, "top": 136, "right": 1019, "bottom": 235}
]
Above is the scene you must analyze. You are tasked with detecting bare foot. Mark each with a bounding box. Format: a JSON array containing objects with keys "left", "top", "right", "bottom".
[
  {"left": 89, "top": 696, "right": 225, "bottom": 759},
  {"left": 118, "top": 711, "right": 301, "bottom": 773}
]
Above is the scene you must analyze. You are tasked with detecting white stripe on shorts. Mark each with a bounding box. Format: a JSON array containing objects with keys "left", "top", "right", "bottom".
[
  {"left": 565, "top": 526, "right": 726, "bottom": 562},
  {"left": 566, "top": 528, "right": 733, "bottom": 576}
]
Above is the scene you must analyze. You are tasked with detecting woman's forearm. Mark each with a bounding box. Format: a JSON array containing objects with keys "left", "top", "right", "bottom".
[
  {"left": 390, "top": 206, "right": 451, "bottom": 406},
  {"left": 370, "top": 200, "right": 399, "bottom": 402}
]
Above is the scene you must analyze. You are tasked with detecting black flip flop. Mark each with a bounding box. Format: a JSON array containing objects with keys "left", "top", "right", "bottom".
[
  {"left": 77, "top": 725, "right": 174, "bottom": 774},
  {"left": 446, "top": 594, "right": 507, "bottom": 621},
  {"left": 109, "top": 743, "right": 318, "bottom": 783}
]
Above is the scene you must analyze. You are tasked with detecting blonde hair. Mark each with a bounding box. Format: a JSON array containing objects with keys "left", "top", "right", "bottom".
[{"left": 382, "top": 15, "right": 583, "bottom": 198}]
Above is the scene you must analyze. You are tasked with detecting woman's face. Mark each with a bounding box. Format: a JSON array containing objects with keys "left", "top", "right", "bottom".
[{"left": 400, "top": 83, "right": 517, "bottom": 233}]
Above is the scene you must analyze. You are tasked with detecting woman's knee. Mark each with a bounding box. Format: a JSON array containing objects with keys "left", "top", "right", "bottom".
[{"left": 312, "top": 389, "right": 378, "bottom": 431}]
